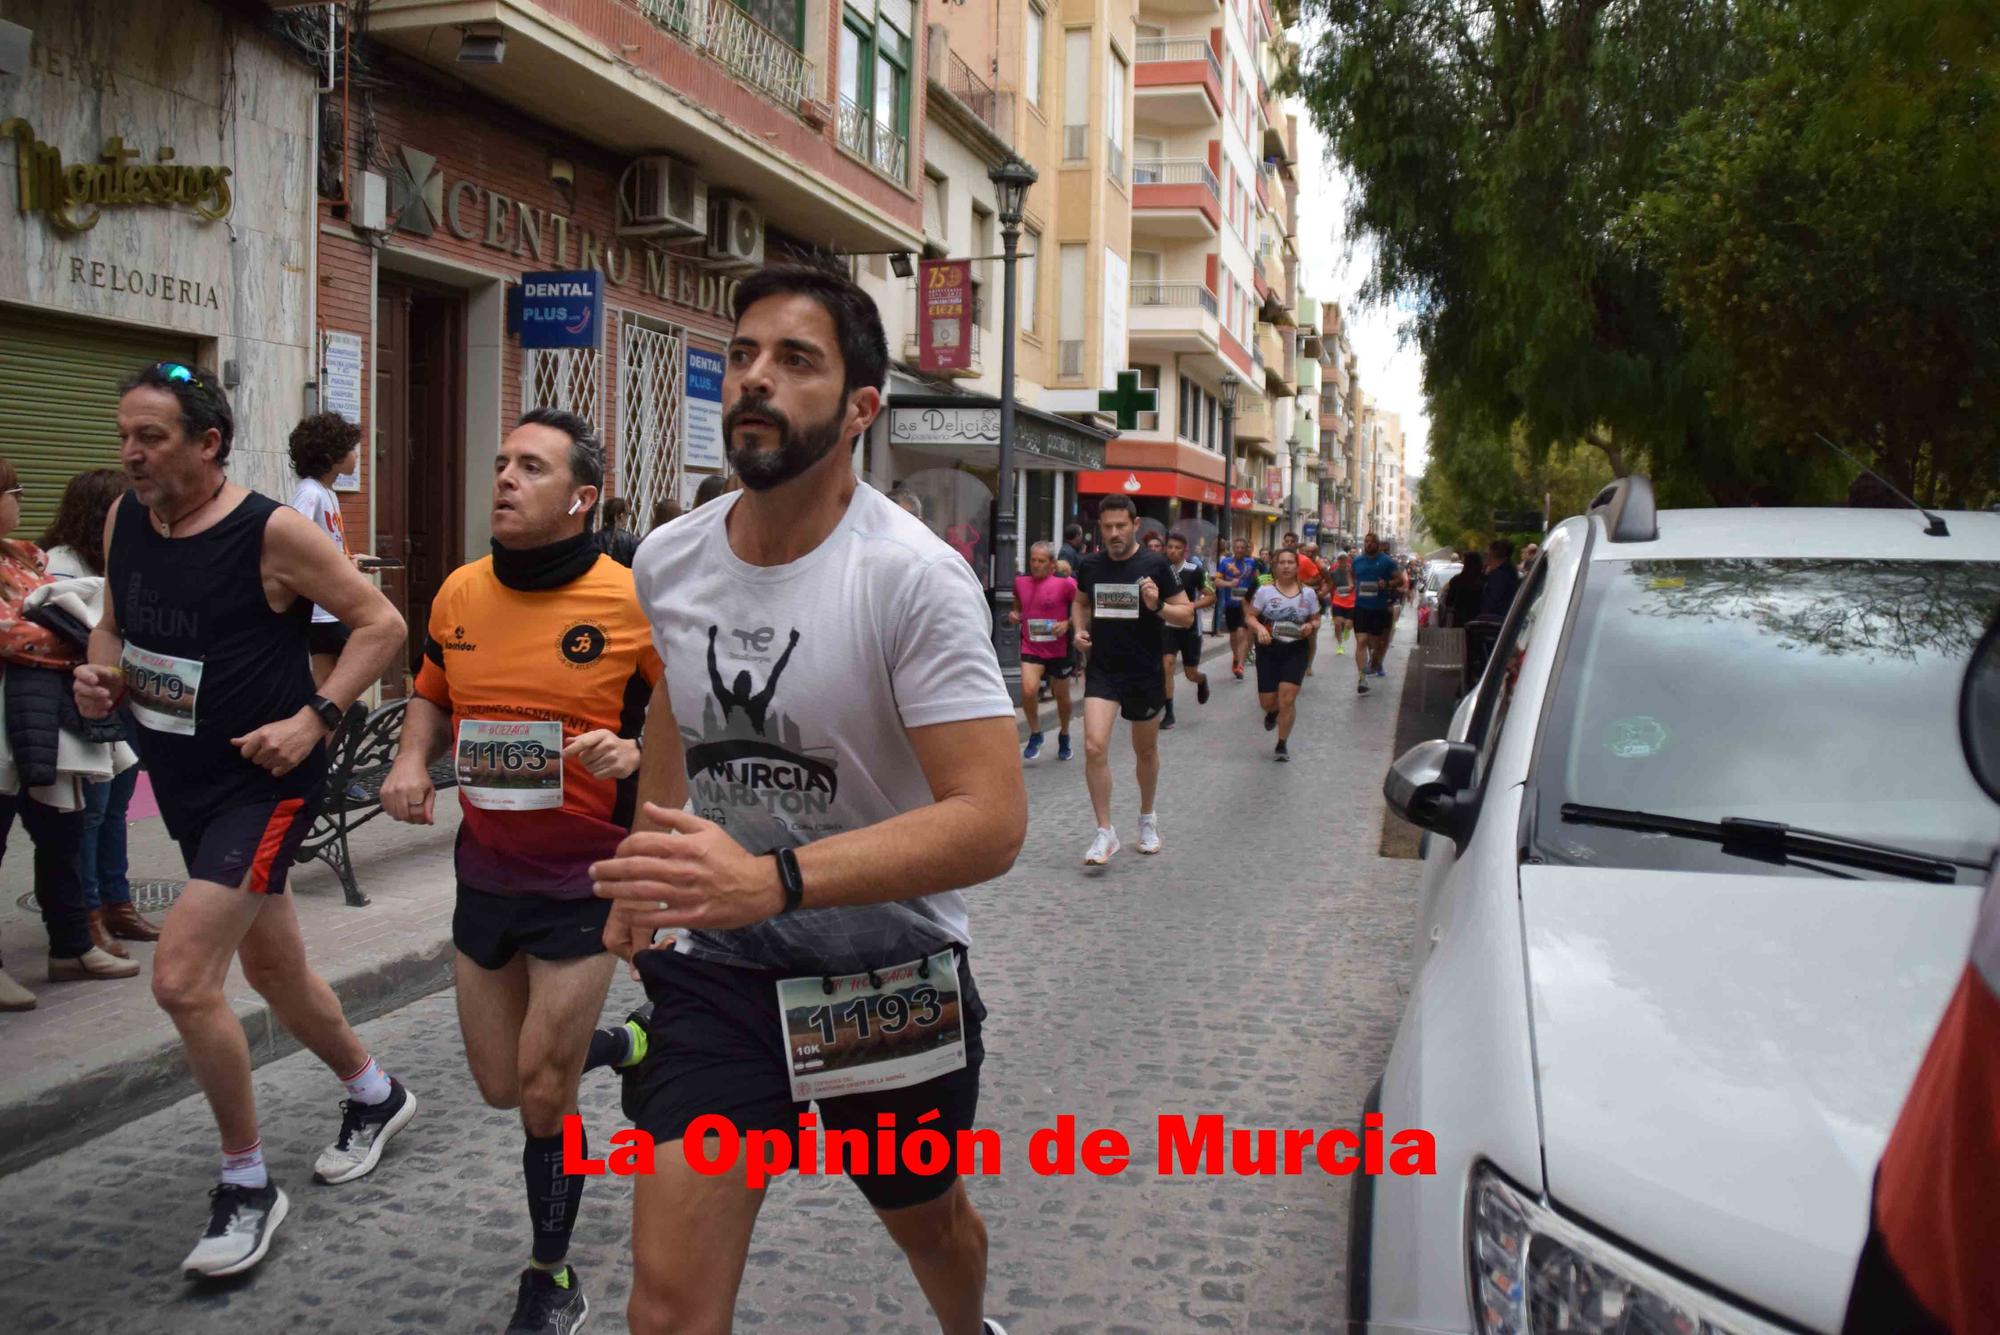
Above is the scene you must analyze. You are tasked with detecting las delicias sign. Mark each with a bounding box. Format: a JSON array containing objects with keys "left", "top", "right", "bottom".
[{"left": 1, "top": 121, "right": 233, "bottom": 233}]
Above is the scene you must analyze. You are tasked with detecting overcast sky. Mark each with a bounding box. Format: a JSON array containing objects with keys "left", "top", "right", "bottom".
[{"left": 1287, "top": 110, "right": 1431, "bottom": 479}]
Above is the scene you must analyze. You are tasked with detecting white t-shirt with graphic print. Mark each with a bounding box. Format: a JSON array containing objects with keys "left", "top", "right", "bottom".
[
  {"left": 287, "top": 476, "right": 346, "bottom": 625},
  {"left": 631, "top": 482, "right": 1014, "bottom": 974}
]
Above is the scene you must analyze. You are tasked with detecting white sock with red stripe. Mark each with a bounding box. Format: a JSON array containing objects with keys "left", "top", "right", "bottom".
[
  {"left": 220, "top": 1140, "right": 268, "bottom": 1189},
  {"left": 339, "top": 1055, "right": 392, "bottom": 1106}
]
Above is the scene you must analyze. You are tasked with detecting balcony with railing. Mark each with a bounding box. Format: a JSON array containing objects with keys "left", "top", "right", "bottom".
[
  {"left": 934, "top": 44, "right": 1009, "bottom": 143},
  {"left": 1130, "top": 157, "right": 1221, "bottom": 237},
  {"left": 636, "top": 0, "right": 815, "bottom": 113},
  {"left": 837, "top": 97, "right": 909, "bottom": 182},
  {"left": 1257, "top": 321, "right": 1294, "bottom": 396},
  {"left": 1129, "top": 279, "right": 1224, "bottom": 358},
  {"left": 1133, "top": 37, "right": 1223, "bottom": 127}
]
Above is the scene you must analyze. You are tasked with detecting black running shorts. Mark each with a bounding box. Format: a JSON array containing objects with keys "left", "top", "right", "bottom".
[
  {"left": 1256, "top": 639, "right": 1311, "bottom": 692},
  {"left": 178, "top": 796, "right": 321, "bottom": 894},
  {"left": 453, "top": 885, "right": 612, "bottom": 970},
  {"left": 623, "top": 947, "right": 986, "bottom": 1211},
  {"left": 1022, "top": 650, "right": 1075, "bottom": 680},
  {"left": 1084, "top": 664, "right": 1166, "bottom": 722},
  {"left": 1165, "top": 627, "right": 1203, "bottom": 671},
  {"left": 1222, "top": 604, "right": 1246, "bottom": 633},
  {"left": 1352, "top": 607, "right": 1392, "bottom": 636}
]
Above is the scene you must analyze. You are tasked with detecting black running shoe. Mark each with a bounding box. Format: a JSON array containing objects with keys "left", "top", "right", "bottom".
[
  {"left": 1161, "top": 707, "right": 1177, "bottom": 731},
  {"left": 506, "top": 1265, "right": 590, "bottom": 1334},
  {"left": 1275, "top": 740, "right": 1290, "bottom": 763},
  {"left": 182, "top": 1180, "right": 289, "bottom": 1278},
  {"left": 1357, "top": 678, "right": 1371, "bottom": 695},
  {"left": 1263, "top": 709, "right": 1278, "bottom": 732},
  {"left": 1196, "top": 674, "right": 1211, "bottom": 706}
]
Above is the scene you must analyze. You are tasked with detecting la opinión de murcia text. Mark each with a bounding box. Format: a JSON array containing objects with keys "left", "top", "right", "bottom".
[{"left": 563, "top": 1112, "right": 1437, "bottom": 1188}]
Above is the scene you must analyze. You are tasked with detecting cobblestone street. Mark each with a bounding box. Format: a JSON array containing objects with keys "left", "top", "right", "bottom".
[{"left": 6, "top": 639, "right": 1419, "bottom": 1335}]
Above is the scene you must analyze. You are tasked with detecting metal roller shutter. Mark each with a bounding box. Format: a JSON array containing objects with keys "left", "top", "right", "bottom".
[{"left": 0, "top": 307, "right": 198, "bottom": 538}]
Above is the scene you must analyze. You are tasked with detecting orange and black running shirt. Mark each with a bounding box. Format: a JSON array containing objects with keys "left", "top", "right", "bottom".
[{"left": 414, "top": 554, "right": 662, "bottom": 900}]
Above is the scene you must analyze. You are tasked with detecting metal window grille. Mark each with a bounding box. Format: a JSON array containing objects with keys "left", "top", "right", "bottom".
[
  {"left": 1059, "top": 340, "right": 1084, "bottom": 377},
  {"left": 1063, "top": 124, "right": 1088, "bottom": 160},
  {"left": 522, "top": 344, "right": 603, "bottom": 435},
  {"left": 616, "top": 316, "right": 686, "bottom": 520}
]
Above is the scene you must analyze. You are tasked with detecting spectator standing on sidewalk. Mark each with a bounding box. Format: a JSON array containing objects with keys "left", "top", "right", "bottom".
[
  {"left": 41, "top": 468, "right": 160, "bottom": 958},
  {"left": 596, "top": 496, "right": 642, "bottom": 567}
]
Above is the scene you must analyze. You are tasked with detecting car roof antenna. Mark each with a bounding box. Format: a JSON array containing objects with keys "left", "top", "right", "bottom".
[{"left": 1814, "top": 433, "right": 1949, "bottom": 537}]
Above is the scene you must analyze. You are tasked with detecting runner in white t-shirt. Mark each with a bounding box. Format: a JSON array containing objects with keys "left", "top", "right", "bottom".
[
  {"left": 285, "top": 412, "right": 373, "bottom": 687},
  {"left": 593, "top": 266, "right": 1024, "bottom": 1335},
  {"left": 1245, "top": 548, "right": 1322, "bottom": 762}
]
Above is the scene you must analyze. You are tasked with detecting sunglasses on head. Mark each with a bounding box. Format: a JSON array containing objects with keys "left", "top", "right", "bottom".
[{"left": 154, "top": 362, "right": 205, "bottom": 389}]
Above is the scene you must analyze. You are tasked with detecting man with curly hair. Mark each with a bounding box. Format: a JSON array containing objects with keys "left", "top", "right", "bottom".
[{"left": 286, "top": 413, "right": 373, "bottom": 686}]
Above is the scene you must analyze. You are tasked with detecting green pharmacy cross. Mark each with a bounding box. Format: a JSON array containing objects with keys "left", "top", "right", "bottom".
[{"left": 1098, "top": 370, "right": 1158, "bottom": 430}]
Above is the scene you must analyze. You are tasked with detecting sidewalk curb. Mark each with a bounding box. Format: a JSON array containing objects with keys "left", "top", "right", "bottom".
[{"left": 0, "top": 935, "right": 456, "bottom": 1179}]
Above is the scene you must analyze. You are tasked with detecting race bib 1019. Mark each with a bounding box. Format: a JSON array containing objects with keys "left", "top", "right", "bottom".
[{"left": 121, "top": 642, "right": 201, "bottom": 735}]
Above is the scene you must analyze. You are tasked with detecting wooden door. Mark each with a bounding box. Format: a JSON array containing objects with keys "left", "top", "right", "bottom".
[
  {"left": 374, "top": 283, "right": 412, "bottom": 691},
  {"left": 404, "top": 289, "right": 462, "bottom": 671}
]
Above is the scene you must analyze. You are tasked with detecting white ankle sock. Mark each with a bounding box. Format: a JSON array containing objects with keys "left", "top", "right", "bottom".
[
  {"left": 220, "top": 1140, "right": 267, "bottom": 1189},
  {"left": 340, "top": 1055, "right": 393, "bottom": 1106}
]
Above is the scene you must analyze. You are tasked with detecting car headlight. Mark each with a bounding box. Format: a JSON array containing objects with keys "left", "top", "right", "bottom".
[{"left": 1470, "top": 1169, "right": 1789, "bottom": 1335}]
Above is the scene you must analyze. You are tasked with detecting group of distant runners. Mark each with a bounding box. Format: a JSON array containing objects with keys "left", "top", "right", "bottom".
[{"left": 1007, "top": 508, "right": 1408, "bottom": 861}]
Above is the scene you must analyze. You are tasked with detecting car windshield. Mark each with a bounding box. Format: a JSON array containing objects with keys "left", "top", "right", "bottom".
[{"left": 1531, "top": 558, "right": 2000, "bottom": 878}]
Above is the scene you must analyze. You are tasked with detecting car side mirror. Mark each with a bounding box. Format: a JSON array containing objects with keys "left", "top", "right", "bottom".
[
  {"left": 1962, "top": 618, "right": 2000, "bottom": 804},
  {"left": 1384, "top": 739, "right": 1479, "bottom": 843}
]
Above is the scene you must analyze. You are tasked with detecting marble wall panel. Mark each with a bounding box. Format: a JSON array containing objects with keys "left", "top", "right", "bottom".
[{"left": 0, "top": 0, "right": 316, "bottom": 499}]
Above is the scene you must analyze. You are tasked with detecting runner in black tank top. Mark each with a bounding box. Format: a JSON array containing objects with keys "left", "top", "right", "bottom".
[
  {"left": 74, "top": 363, "right": 415, "bottom": 1282},
  {"left": 107, "top": 489, "right": 325, "bottom": 830}
]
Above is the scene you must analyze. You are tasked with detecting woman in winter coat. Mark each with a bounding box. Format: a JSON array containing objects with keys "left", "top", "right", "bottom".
[
  {"left": 42, "top": 468, "right": 161, "bottom": 960},
  {"left": 0, "top": 457, "right": 140, "bottom": 1011}
]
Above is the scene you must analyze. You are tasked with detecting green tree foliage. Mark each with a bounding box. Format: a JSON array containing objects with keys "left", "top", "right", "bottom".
[
  {"left": 1418, "top": 417, "right": 1615, "bottom": 550},
  {"left": 1628, "top": 0, "right": 2000, "bottom": 506},
  {"left": 1297, "top": 0, "right": 1997, "bottom": 514}
]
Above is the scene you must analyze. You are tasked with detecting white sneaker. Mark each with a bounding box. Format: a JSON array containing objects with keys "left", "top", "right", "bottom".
[
  {"left": 313, "top": 1077, "right": 417, "bottom": 1184},
  {"left": 1137, "top": 814, "right": 1162, "bottom": 854},
  {"left": 183, "top": 1181, "right": 289, "bottom": 1278},
  {"left": 984, "top": 1323, "right": 1010, "bottom": 1335},
  {"left": 1084, "top": 828, "right": 1119, "bottom": 865}
]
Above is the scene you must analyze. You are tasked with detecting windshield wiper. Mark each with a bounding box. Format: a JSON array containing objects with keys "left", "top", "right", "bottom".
[{"left": 1559, "top": 804, "right": 1969, "bottom": 884}]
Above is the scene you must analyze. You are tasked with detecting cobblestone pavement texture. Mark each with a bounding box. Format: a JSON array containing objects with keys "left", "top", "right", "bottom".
[{"left": 5, "top": 635, "right": 1420, "bottom": 1334}]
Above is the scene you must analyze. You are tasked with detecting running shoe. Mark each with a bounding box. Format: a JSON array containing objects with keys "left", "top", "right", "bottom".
[
  {"left": 1373, "top": 666, "right": 1388, "bottom": 678},
  {"left": 1337, "top": 643, "right": 1347, "bottom": 656},
  {"left": 1160, "top": 707, "right": 1177, "bottom": 731},
  {"left": 1232, "top": 665, "right": 1244, "bottom": 680},
  {"left": 506, "top": 1265, "right": 589, "bottom": 1334},
  {"left": 1357, "top": 677, "right": 1371, "bottom": 695},
  {"left": 1057, "top": 733, "right": 1073, "bottom": 761},
  {"left": 1084, "top": 829, "right": 1119, "bottom": 865},
  {"left": 1275, "top": 740, "right": 1290, "bottom": 763},
  {"left": 1264, "top": 710, "right": 1278, "bottom": 732},
  {"left": 1137, "top": 814, "right": 1162, "bottom": 854},
  {"left": 984, "top": 1324, "right": 1011, "bottom": 1335},
  {"left": 313, "top": 1077, "right": 417, "bottom": 1184},
  {"left": 183, "top": 1181, "right": 289, "bottom": 1279},
  {"left": 1023, "top": 732, "right": 1044, "bottom": 761},
  {"left": 1196, "top": 674, "right": 1211, "bottom": 706}
]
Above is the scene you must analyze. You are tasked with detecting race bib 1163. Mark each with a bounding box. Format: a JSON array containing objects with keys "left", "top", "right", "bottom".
[{"left": 456, "top": 719, "right": 564, "bottom": 811}]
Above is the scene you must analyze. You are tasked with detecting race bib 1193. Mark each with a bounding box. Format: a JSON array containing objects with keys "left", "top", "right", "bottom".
[{"left": 777, "top": 950, "right": 966, "bottom": 1101}]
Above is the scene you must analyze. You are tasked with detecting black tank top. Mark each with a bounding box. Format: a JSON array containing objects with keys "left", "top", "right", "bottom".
[{"left": 107, "top": 489, "right": 324, "bottom": 833}]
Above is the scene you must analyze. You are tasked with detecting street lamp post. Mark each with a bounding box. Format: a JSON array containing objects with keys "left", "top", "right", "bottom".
[
  {"left": 988, "top": 154, "right": 1038, "bottom": 671},
  {"left": 1219, "top": 372, "right": 1240, "bottom": 563}
]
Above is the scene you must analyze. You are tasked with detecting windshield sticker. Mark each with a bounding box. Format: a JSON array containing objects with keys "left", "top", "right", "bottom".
[
  {"left": 1604, "top": 716, "right": 1670, "bottom": 759},
  {"left": 1648, "top": 577, "right": 1686, "bottom": 590}
]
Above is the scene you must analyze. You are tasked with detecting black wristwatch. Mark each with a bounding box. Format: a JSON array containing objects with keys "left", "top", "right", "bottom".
[
  {"left": 771, "top": 847, "right": 804, "bottom": 915},
  {"left": 308, "top": 695, "right": 344, "bottom": 733}
]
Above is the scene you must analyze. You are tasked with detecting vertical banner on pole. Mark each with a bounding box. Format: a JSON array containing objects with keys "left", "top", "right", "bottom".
[{"left": 918, "top": 259, "right": 973, "bottom": 374}]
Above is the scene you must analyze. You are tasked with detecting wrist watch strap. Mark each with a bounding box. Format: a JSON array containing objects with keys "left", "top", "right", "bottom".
[{"left": 773, "top": 847, "right": 804, "bottom": 915}]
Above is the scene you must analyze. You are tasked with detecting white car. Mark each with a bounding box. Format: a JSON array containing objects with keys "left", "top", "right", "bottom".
[{"left": 1353, "top": 478, "right": 2000, "bottom": 1333}]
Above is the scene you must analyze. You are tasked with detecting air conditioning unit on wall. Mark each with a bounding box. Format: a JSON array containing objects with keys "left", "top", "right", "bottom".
[
  {"left": 707, "top": 196, "right": 765, "bottom": 271},
  {"left": 617, "top": 157, "right": 707, "bottom": 238}
]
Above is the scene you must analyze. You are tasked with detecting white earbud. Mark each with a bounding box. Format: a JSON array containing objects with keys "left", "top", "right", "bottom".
[{"left": 567, "top": 497, "right": 583, "bottom": 516}]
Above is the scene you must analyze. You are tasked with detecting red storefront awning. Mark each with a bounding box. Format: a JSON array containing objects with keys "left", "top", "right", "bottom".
[{"left": 1078, "top": 469, "right": 1229, "bottom": 507}]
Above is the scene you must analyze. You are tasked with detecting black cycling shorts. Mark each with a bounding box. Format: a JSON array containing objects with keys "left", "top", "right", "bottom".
[
  {"left": 1222, "top": 604, "right": 1246, "bottom": 633},
  {"left": 178, "top": 796, "right": 321, "bottom": 894},
  {"left": 1084, "top": 664, "right": 1165, "bottom": 723},
  {"left": 1256, "top": 639, "right": 1311, "bottom": 691},
  {"left": 1021, "top": 650, "right": 1075, "bottom": 680},
  {"left": 1164, "top": 627, "right": 1204, "bottom": 671},
  {"left": 623, "top": 947, "right": 986, "bottom": 1211},
  {"left": 453, "top": 885, "right": 612, "bottom": 970}
]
